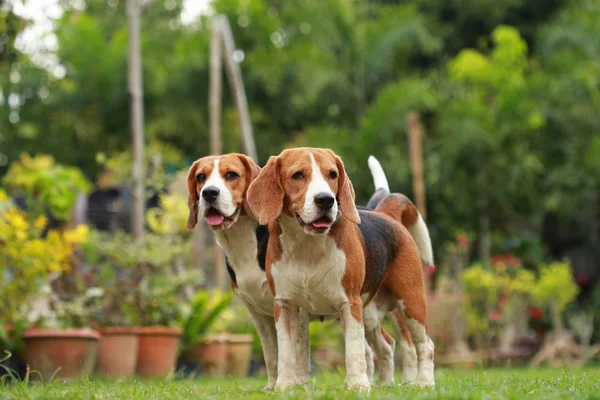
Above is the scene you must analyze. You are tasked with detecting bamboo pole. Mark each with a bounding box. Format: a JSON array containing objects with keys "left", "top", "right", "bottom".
[
  {"left": 217, "top": 15, "right": 258, "bottom": 161},
  {"left": 127, "top": 0, "right": 145, "bottom": 241},
  {"left": 407, "top": 112, "right": 427, "bottom": 221},
  {"left": 209, "top": 17, "right": 226, "bottom": 290}
]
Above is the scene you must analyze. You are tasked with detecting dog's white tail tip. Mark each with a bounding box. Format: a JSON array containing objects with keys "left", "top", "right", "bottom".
[{"left": 368, "top": 155, "right": 390, "bottom": 192}]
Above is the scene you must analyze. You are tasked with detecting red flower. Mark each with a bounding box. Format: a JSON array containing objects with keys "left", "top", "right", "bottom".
[
  {"left": 505, "top": 253, "right": 522, "bottom": 268},
  {"left": 490, "top": 310, "right": 502, "bottom": 321},
  {"left": 577, "top": 274, "right": 591, "bottom": 286},
  {"left": 528, "top": 306, "right": 543, "bottom": 320},
  {"left": 492, "top": 255, "right": 504, "bottom": 265}
]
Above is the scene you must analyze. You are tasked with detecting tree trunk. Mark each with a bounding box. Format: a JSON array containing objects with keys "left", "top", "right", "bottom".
[
  {"left": 127, "top": 0, "right": 145, "bottom": 242},
  {"left": 549, "top": 300, "right": 565, "bottom": 335},
  {"left": 479, "top": 215, "right": 491, "bottom": 268}
]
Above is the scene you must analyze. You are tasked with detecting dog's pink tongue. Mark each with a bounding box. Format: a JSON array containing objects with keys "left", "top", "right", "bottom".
[
  {"left": 206, "top": 214, "right": 225, "bottom": 226},
  {"left": 312, "top": 218, "right": 331, "bottom": 229}
]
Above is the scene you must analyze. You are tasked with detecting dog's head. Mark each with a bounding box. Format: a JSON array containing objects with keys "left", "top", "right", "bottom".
[
  {"left": 247, "top": 147, "right": 360, "bottom": 235},
  {"left": 186, "top": 153, "right": 260, "bottom": 230}
]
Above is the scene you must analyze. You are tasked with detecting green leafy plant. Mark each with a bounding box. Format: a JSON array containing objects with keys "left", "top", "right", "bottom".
[
  {"left": 531, "top": 261, "right": 579, "bottom": 334},
  {"left": 2, "top": 154, "right": 91, "bottom": 220},
  {"left": 181, "top": 290, "right": 234, "bottom": 351}
]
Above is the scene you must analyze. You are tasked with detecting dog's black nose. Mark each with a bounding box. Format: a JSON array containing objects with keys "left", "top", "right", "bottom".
[
  {"left": 314, "top": 193, "right": 335, "bottom": 210},
  {"left": 202, "top": 186, "right": 220, "bottom": 202}
]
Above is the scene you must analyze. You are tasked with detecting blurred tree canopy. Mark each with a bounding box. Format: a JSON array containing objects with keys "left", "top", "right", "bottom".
[{"left": 1, "top": 0, "right": 599, "bottom": 264}]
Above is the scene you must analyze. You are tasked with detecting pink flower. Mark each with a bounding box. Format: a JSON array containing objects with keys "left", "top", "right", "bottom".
[{"left": 490, "top": 310, "right": 502, "bottom": 321}]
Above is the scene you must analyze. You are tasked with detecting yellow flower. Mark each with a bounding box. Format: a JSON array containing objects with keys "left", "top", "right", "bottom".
[
  {"left": 34, "top": 215, "right": 48, "bottom": 232},
  {"left": 4, "top": 208, "right": 28, "bottom": 231},
  {"left": 63, "top": 225, "right": 89, "bottom": 244},
  {"left": 0, "top": 189, "right": 8, "bottom": 202}
]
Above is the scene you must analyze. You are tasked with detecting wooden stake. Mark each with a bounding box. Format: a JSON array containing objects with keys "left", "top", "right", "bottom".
[
  {"left": 127, "top": 0, "right": 145, "bottom": 241},
  {"left": 407, "top": 111, "right": 432, "bottom": 298},
  {"left": 209, "top": 17, "right": 226, "bottom": 290},
  {"left": 209, "top": 18, "right": 223, "bottom": 156},
  {"left": 217, "top": 15, "right": 258, "bottom": 161},
  {"left": 407, "top": 112, "right": 427, "bottom": 221}
]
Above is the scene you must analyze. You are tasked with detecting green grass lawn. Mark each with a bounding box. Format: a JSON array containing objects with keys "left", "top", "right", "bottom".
[{"left": 1, "top": 367, "right": 599, "bottom": 399}]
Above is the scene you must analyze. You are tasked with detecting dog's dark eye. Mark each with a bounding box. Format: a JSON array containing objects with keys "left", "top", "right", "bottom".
[
  {"left": 196, "top": 173, "right": 206, "bottom": 183},
  {"left": 225, "top": 171, "right": 240, "bottom": 181},
  {"left": 328, "top": 171, "right": 337, "bottom": 180},
  {"left": 292, "top": 171, "right": 305, "bottom": 181}
]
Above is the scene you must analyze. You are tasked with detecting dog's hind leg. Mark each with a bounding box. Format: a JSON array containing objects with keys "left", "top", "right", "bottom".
[
  {"left": 397, "top": 302, "right": 435, "bottom": 387},
  {"left": 364, "top": 339, "right": 375, "bottom": 384},
  {"left": 363, "top": 302, "right": 395, "bottom": 384},
  {"left": 389, "top": 309, "right": 417, "bottom": 384}
]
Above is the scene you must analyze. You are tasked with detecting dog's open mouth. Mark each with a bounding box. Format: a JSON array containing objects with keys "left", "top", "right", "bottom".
[
  {"left": 205, "top": 208, "right": 239, "bottom": 228},
  {"left": 296, "top": 213, "right": 333, "bottom": 232}
]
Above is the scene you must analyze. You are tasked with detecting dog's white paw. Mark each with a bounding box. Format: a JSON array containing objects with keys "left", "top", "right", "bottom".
[
  {"left": 274, "top": 375, "right": 303, "bottom": 392},
  {"left": 345, "top": 374, "right": 371, "bottom": 392}
]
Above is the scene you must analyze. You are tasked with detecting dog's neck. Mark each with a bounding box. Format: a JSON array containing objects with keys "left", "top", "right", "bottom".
[
  {"left": 278, "top": 214, "right": 334, "bottom": 256},
  {"left": 214, "top": 215, "right": 258, "bottom": 270}
]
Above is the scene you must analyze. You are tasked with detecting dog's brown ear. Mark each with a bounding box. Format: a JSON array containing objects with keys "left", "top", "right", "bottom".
[
  {"left": 247, "top": 156, "right": 283, "bottom": 225},
  {"left": 186, "top": 160, "right": 202, "bottom": 229},
  {"left": 235, "top": 153, "right": 261, "bottom": 219},
  {"left": 335, "top": 156, "right": 361, "bottom": 224}
]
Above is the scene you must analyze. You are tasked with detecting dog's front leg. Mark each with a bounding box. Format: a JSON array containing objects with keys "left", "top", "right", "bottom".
[
  {"left": 340, "top": 298, "right": 371, "bottom": 391},
  {"left": 249, "top": 309, "right": 278, "bottom": 390},
  {"left": 295, "top": 308, "right": 310, "bottom": 384},
  {"left": 274, "top": 299, "right": 303, "bottom": 391}
]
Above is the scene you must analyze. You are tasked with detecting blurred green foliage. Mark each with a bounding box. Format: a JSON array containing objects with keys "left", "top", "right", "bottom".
[{"left": 1, "top": 0, "right": 599, "bottom": 258}]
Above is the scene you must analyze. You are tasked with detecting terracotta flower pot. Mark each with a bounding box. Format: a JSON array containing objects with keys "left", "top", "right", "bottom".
[
  {"left": 136, "top": 326, "right": 182, "bottom": 378},
  {"left": 22, "top": 328, "right": 100, "bottom": 381},
  {"left": 95, "top": 327, "right": 139, "bottom": 378},
  {"left": 226, "top": 334, "right": 254, "bottom": 377},
  {"left": 187, "top": 333, "right": 229, "bottom": 378}
]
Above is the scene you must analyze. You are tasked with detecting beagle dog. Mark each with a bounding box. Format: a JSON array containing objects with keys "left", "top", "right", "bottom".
[
  {"left": 185, "top": 153, "right": 390, "bottom": 389},
  {"left": 247, "top": 148, "right": 435, "bottom": 391}
]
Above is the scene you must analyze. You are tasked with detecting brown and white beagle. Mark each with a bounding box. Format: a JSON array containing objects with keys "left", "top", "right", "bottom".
[
  {"left": 247, "top": 148, "right": 435, "bottom": 391},
  {"left": 185, "top": 153, "right": 392, "bottom": 389}
]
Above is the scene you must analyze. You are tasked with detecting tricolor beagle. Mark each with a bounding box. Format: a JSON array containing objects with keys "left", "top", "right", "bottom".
[
  {"left": 247, "top": 148, "right": 435, "bottom": 391},
  {"left": 185, "top": 153, "right": 391, "bottom": 389}
]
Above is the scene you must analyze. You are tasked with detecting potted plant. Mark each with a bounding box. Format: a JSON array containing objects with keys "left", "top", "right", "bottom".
[
  {"left": 179, "top": 290, "right": 234, "bottom": 377},
  {"left": 220, "top": 302, "right": 257, "bottom": 377},
  {"left": 83, "top": 230, "right": 141, "bottom": 379},
  {"left": 22, "top": 283, "right": 103, "bottom": 381},
  {"left": 0, "top": 191, "right": 92, "bottom": 380},
  {"left": 129, "top": 195, "right": 199, "bottom": 378}
]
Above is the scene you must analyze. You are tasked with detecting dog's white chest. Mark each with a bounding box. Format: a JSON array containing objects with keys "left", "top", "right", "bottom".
[
  {"left": 216, "top": 218, "right": 274, "bottom": 317},
  {"left": 272, "top": 234, "right": 348, "bottom": 316}
]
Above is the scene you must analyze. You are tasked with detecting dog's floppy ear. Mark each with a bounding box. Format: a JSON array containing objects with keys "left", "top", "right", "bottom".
[
  {"left": 186, "top": 160, "right": 202, "bottom": 229},
  {"left": 335, "top": 155, "right": 361, "bottom": 224},
  {"left": 247, "top": 156, "right": 283, "bottom": 225},
  {"left": 235, "top": 153, "right": 261, "bottom": 219}
]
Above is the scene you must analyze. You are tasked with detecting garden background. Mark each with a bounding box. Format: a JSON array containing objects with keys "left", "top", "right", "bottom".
[{"left": 1, "top": 0, "right": 599, "bottom": 391}]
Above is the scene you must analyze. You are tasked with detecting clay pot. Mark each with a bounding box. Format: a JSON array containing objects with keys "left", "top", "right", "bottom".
[
  {"left": 226, "top": 334, "right": 254, "bottom": 377},
  {"left": 136, "top": 326, "right": 182, "bottom": 378},
  {"left": 22, "top": 328, "right": 100, "bottom": 381},
  {"left": 186, "top": 333, "right": 229, "bottom": 378},
  {"left": 95, "top": 327, "right": 139, "bottom": 378}
]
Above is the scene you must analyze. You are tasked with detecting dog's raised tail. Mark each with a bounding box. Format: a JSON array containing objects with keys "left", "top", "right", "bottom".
[
  {"left": 368, "top": 155, "right": 389, "bottom": 192},
  {"left": 375, "top": 193, "right": 434, "bottom": 268},
  {"left": 366, "top": 156, "right": 390, "bottom": 210}
]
